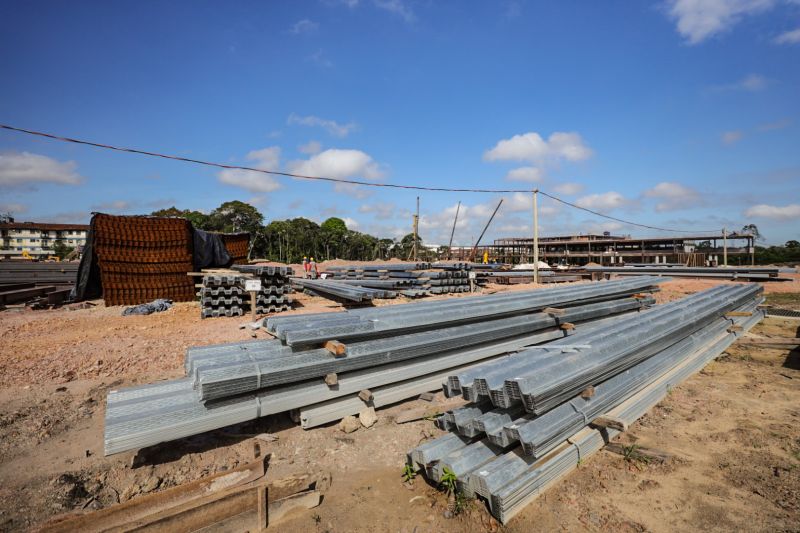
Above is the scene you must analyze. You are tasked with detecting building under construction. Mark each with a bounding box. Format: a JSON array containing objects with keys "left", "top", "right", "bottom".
[{"left": 451, "top": 232, "right": 756, "bottom": 266}]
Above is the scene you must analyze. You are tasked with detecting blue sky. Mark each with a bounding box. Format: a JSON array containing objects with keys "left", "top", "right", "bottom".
[{"left": 1, "top": 0, "right": 798, "bottom": 245}]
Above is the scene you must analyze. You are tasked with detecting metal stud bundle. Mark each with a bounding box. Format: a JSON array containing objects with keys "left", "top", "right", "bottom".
[
  {"left": 103, "top": 277, "right": 664, "bottom": 455},
  {"left": 92, "top": 213, "right": 196, "bottom": 306},
  {"left": 323, "top": 262, "right": 471, "bottom": 297},
  {"left": 408, "top": 283, "right": 765, "bottom": 524},
  {"left": 199, "top": 265, "right": 293, "bottom": 318}
]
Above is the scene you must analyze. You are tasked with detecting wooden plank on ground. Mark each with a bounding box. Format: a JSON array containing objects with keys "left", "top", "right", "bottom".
[
  {"left": 605, "top": 442, "right": 672, "bottom": 464},
  {"left": 736, "top": 337, "right": 800, "bottom": 346},
  {"left": 591, "top": 415, "right": 628, "bottom": 432}
]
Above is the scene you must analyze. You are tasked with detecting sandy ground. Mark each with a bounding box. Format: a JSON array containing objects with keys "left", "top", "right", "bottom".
[{"left": 0, "top": 274, "right": 798, "bottom": 531}]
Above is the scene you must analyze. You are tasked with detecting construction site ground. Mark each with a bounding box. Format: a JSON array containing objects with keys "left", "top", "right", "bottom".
[{"left": 0, "top": 273, "right": 798, "bottom": 532}]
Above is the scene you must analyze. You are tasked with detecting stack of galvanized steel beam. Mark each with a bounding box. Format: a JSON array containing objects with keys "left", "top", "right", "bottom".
[
  {"left": 0, "top": 261, "right": 79, "bottom": 287},
  {"left": 93, "top": 214, "right": 196, "bottom": 306},
  {"left": 408, "top": 283, "right": 764, "bottom": 524},
  {"left": 292, "top": 278, "right": 398, "bottom": 302},
  {"left": 323, "top": 262, "right": 471, "bottom": 297},
  {"left": 103, "top": 277, "right": 663, "bottom": 455},
  {"left": 199, "top": 265, "right": 293, "bottom": 318},
  {"left": 585, "top": 265, "right": 782, "bottom": 281}
]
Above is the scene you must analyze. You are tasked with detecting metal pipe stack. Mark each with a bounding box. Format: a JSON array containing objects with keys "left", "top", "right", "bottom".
[
  {"left": 408, "top": 283, "right": 765, "bottom": 524},
  {"left": 103, "top": 277, "right": 663, "bottom": 455}
]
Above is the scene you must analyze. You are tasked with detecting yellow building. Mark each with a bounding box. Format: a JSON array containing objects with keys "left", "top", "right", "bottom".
[{"left": 0, "top": 222, "right": 89, "bottom": 258}]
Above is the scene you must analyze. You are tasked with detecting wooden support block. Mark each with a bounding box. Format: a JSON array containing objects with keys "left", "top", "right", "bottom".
[
  {"left": 324, "top": 373, "right": 338, "bottom": 387},
  {"left": 358, "top": 389, "right": 373, "bottom": 402},
  {"left": 268, "top": 490, "right": 321, "bottom": 525},
  {"left": 605, "top": 442, "right": 671, "bottom": 464},
  {"left": 726, "top": 311, "right": 753, "bottom": 317},
  {"left": 560, "top": 322, "right": 576, "bottom": 331},
  {"left": 543, "top": 307, "right": 567, "bottom": 316},
  {"left": 324, "top": 340, "right": 347, "bottom": 358},
  {"left": 737, "top": 337, "right": 800, "bottom": 346},
  {"left": 727, "top": 325, "right": 743, "bottom": 333},
  {"left": 418, "top": 391, "right": 436, "bottom": 402},
  {"left": 591, "top": 415, "right": 628, "bottom": 432},
  {"left": 580, "top": 386, "right": 595, "bottom": 399}
]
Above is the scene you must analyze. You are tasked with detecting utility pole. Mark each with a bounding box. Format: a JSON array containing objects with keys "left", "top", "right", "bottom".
[
  {"left": 722, "top": 227, "right": 728, "bottom": 267},
  {"left": 533, "top": 190, "right": 540, "bottom": 284},
  {"left": 411, "top": 196, "right": 420, "bottom": 261},
  {"left": 447, "top": 201, "right": 461, "bottom": 260}
]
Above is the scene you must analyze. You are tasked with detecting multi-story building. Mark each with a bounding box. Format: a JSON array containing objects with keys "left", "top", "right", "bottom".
[
  {"left": 0, "top": 221, "right": 90, "bottom": 258},
  {"left": 450, "top": 232, "right": 756, "bottom": 266}
]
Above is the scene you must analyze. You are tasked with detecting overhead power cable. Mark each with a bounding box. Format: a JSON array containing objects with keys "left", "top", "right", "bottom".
[{"left": 0, "top": 123, "right": 720, "bottom": 234}]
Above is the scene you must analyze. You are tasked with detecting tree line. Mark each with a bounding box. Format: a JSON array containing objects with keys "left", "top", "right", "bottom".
[{"left": 151, "top": 201, "right": 432, "bottom": 263}]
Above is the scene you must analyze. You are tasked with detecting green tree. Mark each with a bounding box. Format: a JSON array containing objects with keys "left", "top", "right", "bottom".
[
  {"left": 786, "top": 240, "right": 800, "bottom": 249},
  {"left": 151, "top": 206, "right": 211, "bottom": 229},
  {"left": 52, "top": 240, "right": 74, "bottom": 260},
  {"left": 741, "top": 224, "right": 763, "bottom": 242},
  {"left": 208, "top": 201, "right": 264, "bottom": 234}
]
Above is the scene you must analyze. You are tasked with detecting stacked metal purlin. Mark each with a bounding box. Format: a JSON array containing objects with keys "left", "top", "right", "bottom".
[
  {"left": 408, "top": 283, "right": 765, "bottom": 524},
  {"left": 103, "top": 277, "right": 665, "bottom": 455},
  {"left": 292, "top": 278, "right": 398, "bottom": 302},
  {"left": 199, "top": 265, "right": 293, "bottom": 318},
  {"left": 219, "top": 232, "right": 250, "bottom": 264},
  {"left": 92, "top": 213, "right": 195, "bottom": 306},
  {"left": 323, "top": 262, "right": 471, "bottom": 297},
  {"left": 585, "top": 265, "right": 782, "bottom": 281}
]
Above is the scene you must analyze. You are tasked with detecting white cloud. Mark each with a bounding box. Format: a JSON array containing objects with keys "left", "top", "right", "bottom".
[
  {"left": 712, "top": 73, "right": 770, "bottom": 92},
  {"left": 289, "top": 148, "right": 384, "bottom": 198},
  {"left": 289, "top": 149, "right": 383, "bottom": 180},
  {"left": 217, "top": 147, "right": 282, "bottom": 193},
  {"left": 721, "top": 130, "right": 743, "bottom": 144},
  {"left": 575, "top": 191, "right": 632, "bottom": 211},
  {"left": 341, "top": 217, "right": 360, "bottom": 229},
  {"left": 290, "top": 19, "right": 319, "bottom": 34},
  {"left": 643, "top": 181, "right": 702, "bottom": 212},
  {"left": 307, "top": 49, "right": 334, "bottom": 68},
  {"left": 666, "top": 0, "right": 774, "bottom": 44},
  {"left": 744, "top": 203, "right": 800, "bottom": 219},
  {"left": 359, "top": 202, "right": 411, "bottom": 219},
  {"left": 0, "top": 151, "right": 84, "bottom": 189},
  {"left": 553, "top": 182, "right": 584, "bottom": 195},
  {"left": 298, "top": 140, "right": 322, "bottom": 154},
  {"left": 91, "top": 200, "right": 131, "bottom": 211},
  {"left": 288, "top": 113, "right": 356, "bottom": 137},
  {"left": 484, "top": 132, "right": 592, "bottom": 164},
  {"left": 374, "top": 0, "right": 415, "bottom": 22},
  {"left": 757, "top": 118, "right": 791, "bottom": 131},
  {"left": 505, "top": 166, "right": 544, "bottom": 182},
  {"left": 774, "top": 27, "right": 800, "bottom": 44},
  {"left": 0, "top": 202, "right": 27, "bottom": 214}
]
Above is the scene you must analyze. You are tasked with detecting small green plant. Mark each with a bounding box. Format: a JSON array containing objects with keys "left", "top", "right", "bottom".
[
  {"left": 311, "top": 513, "right": 321, "bottom": 524},
  {"left": 622, "top": 444, "right": 651, "bottom": 465},
  {"left": 439, "top": 467, "right": 458, "bottom": 495},
  {"left": 402, "top": 464, "right": 416, "bottom": 483}
]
